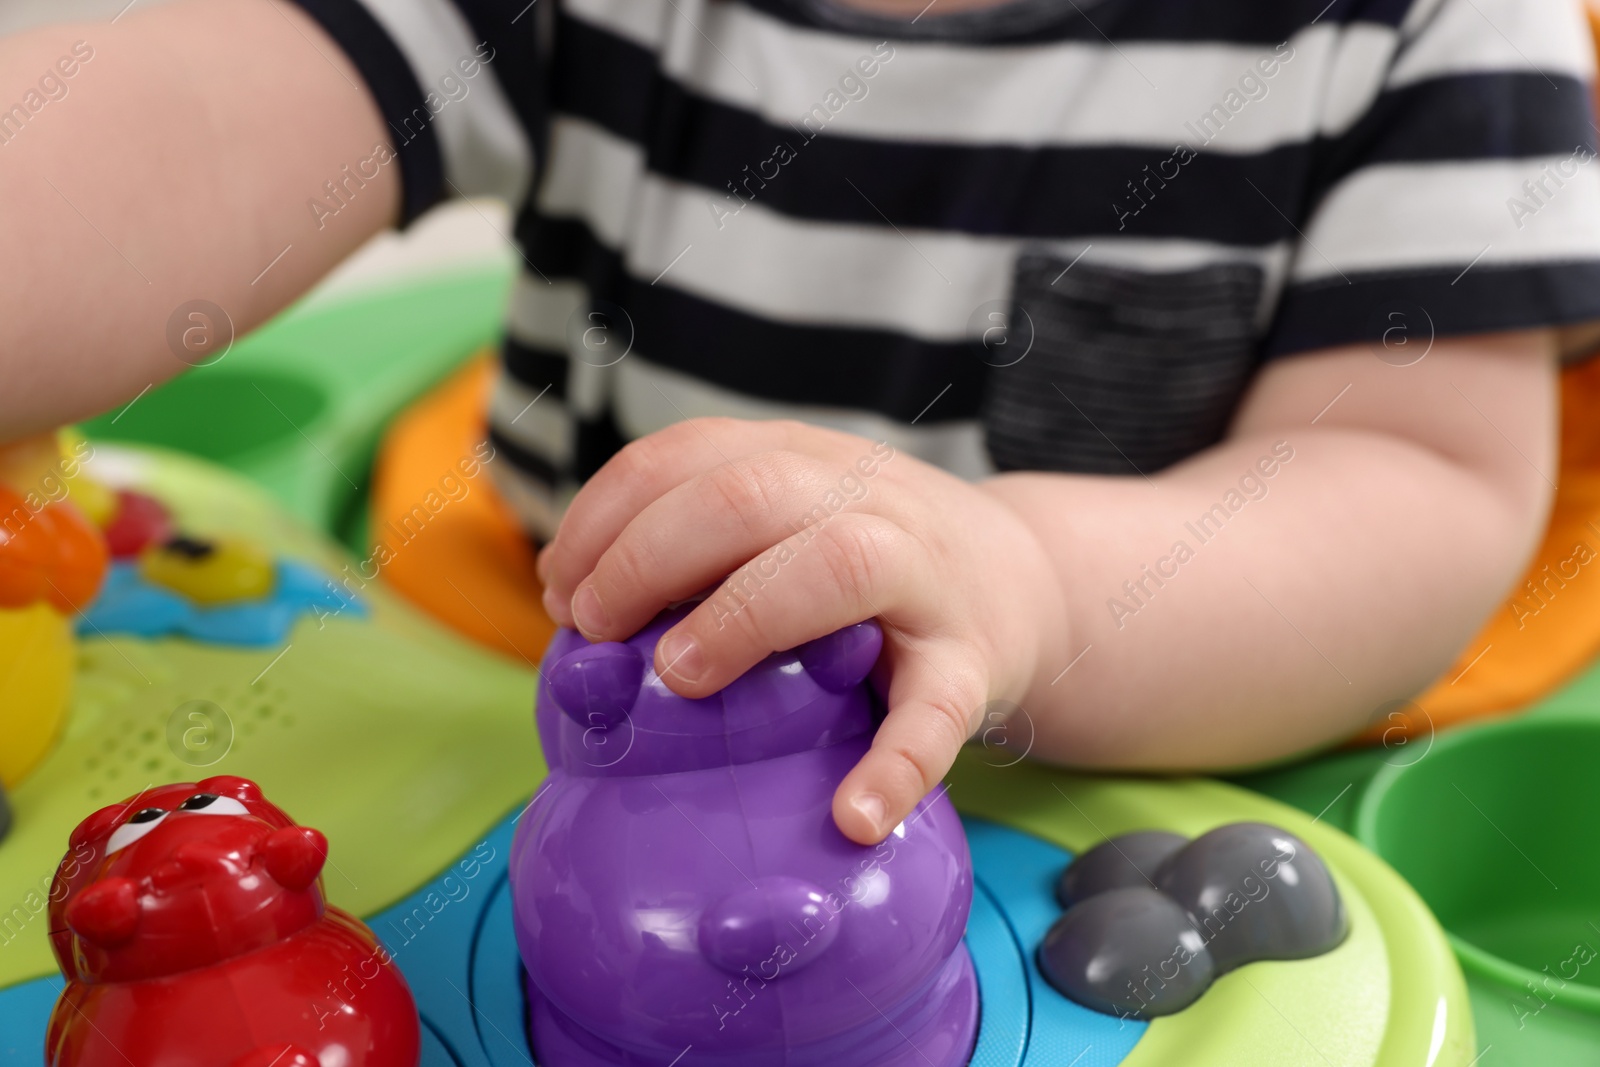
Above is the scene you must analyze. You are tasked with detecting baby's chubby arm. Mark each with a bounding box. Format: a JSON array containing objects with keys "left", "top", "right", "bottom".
[
  {"left": 539, "top": 329, "right": 1555, "bottom": 844},
  {"left": 0, "top": 0, "right": 397, "bottom": 436},
  {"left": 988, "top": 329, "right": 1554, "bottom": 770}
]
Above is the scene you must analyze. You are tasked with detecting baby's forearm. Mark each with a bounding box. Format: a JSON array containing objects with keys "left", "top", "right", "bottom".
[
  {"left": 984, "top": 334, "right": 1556, "bottom": 771},
  {"left": 0, "top": 1, "right": 394, "bottom": 438}
]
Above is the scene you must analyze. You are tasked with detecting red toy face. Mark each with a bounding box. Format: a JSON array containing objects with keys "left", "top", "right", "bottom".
[{"left": 48, "top": 776, "right": 329, "bottom": 984}]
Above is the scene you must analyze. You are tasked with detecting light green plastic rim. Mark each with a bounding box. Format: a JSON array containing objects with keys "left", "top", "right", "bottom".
[
  {"left": 1355, "top": 713, "right": 1600, "bottom": 1016},
  {"left": 950, "top": 752, "right": 1474, "bottom": 1067}
]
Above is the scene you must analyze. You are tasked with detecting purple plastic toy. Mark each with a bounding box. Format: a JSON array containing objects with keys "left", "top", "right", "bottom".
[{"left": 509, "top": 604, "right": 979, "bottom": 1067}]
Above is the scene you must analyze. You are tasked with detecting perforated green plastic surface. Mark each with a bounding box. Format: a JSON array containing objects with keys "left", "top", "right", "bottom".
[{"left": 0, "top": 445, "right": 539, "bottom": 991}]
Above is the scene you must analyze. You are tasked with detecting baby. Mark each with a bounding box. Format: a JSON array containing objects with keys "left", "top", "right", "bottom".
[{"left": 1, "top": 0, "right": 1596, "bottom": 844}]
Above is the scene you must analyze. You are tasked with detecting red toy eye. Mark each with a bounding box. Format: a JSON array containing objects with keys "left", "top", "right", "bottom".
[
  {"left": 106, "top": 808, "right": 169, "bottom": 854},
  {"left": 176, "top": 793, "right": 248, "bottom": 816}
]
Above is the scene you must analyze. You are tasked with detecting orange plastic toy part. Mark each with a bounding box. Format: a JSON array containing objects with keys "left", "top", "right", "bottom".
[
  {"left": 367, "top": 355, "right": 556, "bottom": 665},
  {"left": 0, "top": 487, "right": 109, "bottom": 612}
]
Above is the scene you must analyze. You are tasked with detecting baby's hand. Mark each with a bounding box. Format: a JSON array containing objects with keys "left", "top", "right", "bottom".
[{"left": 537, "top": 419, "right": 1063, "bottom": 843}]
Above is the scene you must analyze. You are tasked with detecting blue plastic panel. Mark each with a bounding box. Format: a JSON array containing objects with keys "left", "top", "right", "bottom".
[
  {"left": 0, "top": 973, "right": 59, "bottom": 1064},
  {"left": 967, "top": 820, "right": 1148, "bottom": 1067}
]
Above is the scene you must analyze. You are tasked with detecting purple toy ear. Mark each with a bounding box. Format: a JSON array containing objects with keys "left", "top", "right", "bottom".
[
  {"left": 547, "top": 642, "right": 644, "bottom": 730},
  {"left": 796, "top": 620, "right": 883, "bottom": 693}
]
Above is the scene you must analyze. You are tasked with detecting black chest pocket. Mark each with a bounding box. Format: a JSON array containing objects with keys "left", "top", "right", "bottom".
[{"left": 981, "top": 254, "right": 1266, "bottom": 475}]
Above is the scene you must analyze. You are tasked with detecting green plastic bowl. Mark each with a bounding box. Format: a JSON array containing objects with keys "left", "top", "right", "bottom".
[
  {"left": 80, "top": 264, "right": 513, "bottom": 548},
  {"left": 97, "top": 365, "right": 329, "bottom": 461},
  {"left": 1356, "top": 715, "right": 1600, "bottom": 1014}
]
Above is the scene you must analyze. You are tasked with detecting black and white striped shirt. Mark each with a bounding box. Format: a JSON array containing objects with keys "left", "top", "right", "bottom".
[{"left": 292, "top": 0, "right": 1600, "bottom": 538}]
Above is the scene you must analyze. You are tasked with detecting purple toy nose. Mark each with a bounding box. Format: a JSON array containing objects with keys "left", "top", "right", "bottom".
[{"left": 546, "top": 642, "right": 643, "bottom": 730}]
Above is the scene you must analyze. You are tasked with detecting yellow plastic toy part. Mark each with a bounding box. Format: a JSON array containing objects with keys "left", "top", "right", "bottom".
[
  {"left": 0, "top": 429, "right": 100, "bottom": 788},
  {"left": 0, "top": 429, "right": 104, "bottom": 519},
  {"left": 0, "top": 601, "right": 73, "bottom": 788},
  {"left": 55, "top": 427, "right": 114, "bottom": 526},
  {"left": 139, "top": 535, "right": 276, "bottom": 604},
  {"left": 63, "top": 468, "right": 116, "bottom": 528}
]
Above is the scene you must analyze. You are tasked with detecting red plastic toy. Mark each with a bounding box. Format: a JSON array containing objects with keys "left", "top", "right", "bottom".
[
  {"left": 101, "top": 489, "right": 173, "bottom": 559},
  {"left": 45, "top": 775, "right": 420, "bottom": 1067}
]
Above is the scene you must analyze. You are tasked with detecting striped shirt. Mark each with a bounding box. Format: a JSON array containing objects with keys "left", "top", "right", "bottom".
[{"left": 291, "top": 0, "right": 1600, "bottom": 538}]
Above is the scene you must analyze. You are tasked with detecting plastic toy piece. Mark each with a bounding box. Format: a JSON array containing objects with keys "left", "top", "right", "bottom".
[
  {"left": 139, "top": 534, "right": 276, "bottom": 604},
  {"left": 0, "top": 601, "right": 73, "bottom": 787},
  {"left": 1039, "top": 822, "right": 1348, "bottom": 1019},
  {"left": 80, "top": 558, "right": 365, "bottom": 646},
  {"left": 1055, "top": 829, "right": 1187, "bottom": 908},
  {"left": 64, "top": 471, "right": 117, "bottom": 528},
  {"left": 49, "top": 429, "right": 117, "bottom": 528},
  {"left": 1042, "top": 887, "right": 1216, "bottom": 1018},
  {"left": 102, "top": 490, "right": 173, "bottom": 559},
  {"left": 365, "top": 355, "right": 559, "bottom": 661},
  {"left": 0, "top": 486, "right": 109, "bottom": 612},
  {"left": 45, "top": 775, "right": 420, "bottom": 1067},
  {"left": 1156, "top": 823, "right": 1347, "bottom": 973},
  {"left": 0, "top": 465, "right": 108, "bottom": 786},
  {"left": 511, "top": 606, "right": 979, "bottom": 1067},
  {"left": 0, "top": 433, "right": 68, "bottom": 494}
]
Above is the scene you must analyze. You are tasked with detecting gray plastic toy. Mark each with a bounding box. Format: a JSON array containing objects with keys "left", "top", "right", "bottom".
[{"left": 1039, "top": 822, "right": 1348, "bottom": 1018}]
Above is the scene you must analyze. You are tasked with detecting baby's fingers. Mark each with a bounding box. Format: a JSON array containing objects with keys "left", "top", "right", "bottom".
[
  {"left": 539, "top": 419, "right": 797, "bottom": 614},
  {"left": 832, "top": 643, "right": 987, "bottom": 845},
  {"left": 655, "top": 512, "right": 916, "bottom": 696}
]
